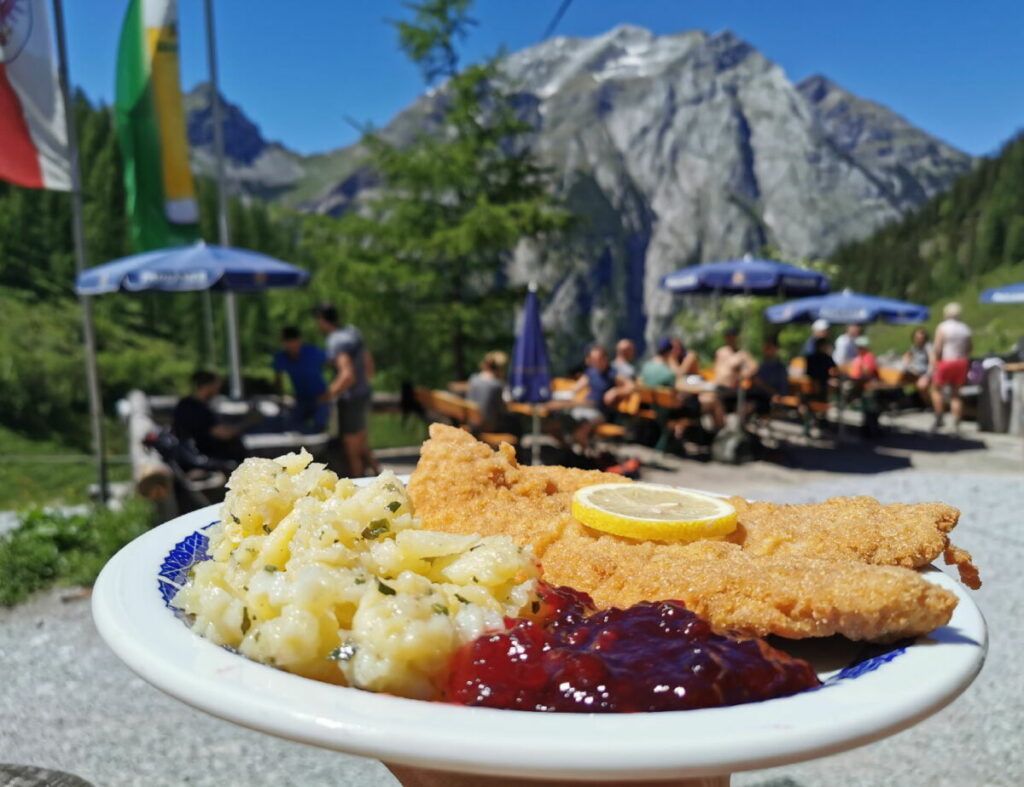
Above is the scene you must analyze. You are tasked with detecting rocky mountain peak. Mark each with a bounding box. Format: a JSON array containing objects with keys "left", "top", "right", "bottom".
[
  {"left": 185, "top": 82, "right": 305, "bottom": 200},
  {"left": 185, "top": 82, "right": 269, "bottom": 166}
]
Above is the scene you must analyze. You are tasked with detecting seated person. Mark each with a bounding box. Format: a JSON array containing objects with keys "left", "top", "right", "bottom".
[
  {"left": 639, "top": 338, "right": 678, "bottom": 388},
  {"left": 640, "top": 338, "right": 702, "bottom": 436},
  {"left": 804, "top": 337, "right": 837, "bottom": 401},
  {"left": 568, "top": 345, "right": 635, "bottom": 451},
  {"left": 848, "top": 336, "right": 879, "bottom": 383},
  {"left": 467, "top": 350, "right": 520, "bottom": 436},
  {"left": 612, "top": 338, "right": 637, "bottom": 380},
  {"left": 171, "top": 370, "right": 246, "bottom": 470},
  {"left": 751, "top": 339, "right": 788, "bottom": 415},
  {"left": 847, "top": 336, "right": 881, "bottom": 438},
  {"left": 901, "top": 328, "right": 932, "bottom": 404},
  {"left": 272, "top": 326, "right": 329, "bottom": 433},
  {"left": 799, "top": 336, "right": 836, "bottom": 435},
  {"left": 668, "top": 337, "right": 700, "bottom": 378},
  {"left": 712, "top": 327, "right": 758, "bottom": 415}
]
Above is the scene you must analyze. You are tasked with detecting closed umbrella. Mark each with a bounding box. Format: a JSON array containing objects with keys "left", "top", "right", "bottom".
[
  {"left": 75, "top": 241, "right": 311, "bottom": 397},
  {"left": 765, "top": 288, "right": 929, "bottom": 325},
  {"left": 980, "top": 282, "right": 1024, "bottom": 304},
  {"left": 509, "top": 283, "right": 552, "bottom": 465}
]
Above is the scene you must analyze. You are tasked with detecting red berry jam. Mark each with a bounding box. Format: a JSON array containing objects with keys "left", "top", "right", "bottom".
[{"left": 445, "top": 583, "right": 820, "bottom": 712}]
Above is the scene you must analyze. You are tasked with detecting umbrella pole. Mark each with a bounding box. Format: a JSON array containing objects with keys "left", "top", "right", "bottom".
[
  {"left": 204, "top": 0, "right": 243, "bottom": 398},
  {"left": 531, "top": 406, "right": 541, "bottom": 466},
  {"left": 202, "top": 291, "right": 216, "bottom": 368},
  {"left": 54, "top": 0, "right": 107, "bottom": 503},
  {"left": 225, "top": 293, "right": 243, "bottom": 399},
  {"left": 734, "top": 285, "right": 749, "bottom": 430}
]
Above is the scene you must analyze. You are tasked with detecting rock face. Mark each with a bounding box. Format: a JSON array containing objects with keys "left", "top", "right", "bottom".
[
  {"left": 186, "top": 27, "right": 973, "bottom": 356},
  {"left": 796, "top": 74, "right": 971, "bottom": 211},
  {"left": 185, "top": 83, "right": 306, "bottom": 201}
]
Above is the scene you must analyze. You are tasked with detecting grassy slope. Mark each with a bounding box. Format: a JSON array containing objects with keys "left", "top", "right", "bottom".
[
  {"left": 277, "top": 146, "right": 365, "bottom": 208},
  {"left": 867, "top": 261, "right": 1024, "bottom": 358},
  {"left": 0, "top": 426, "right": 130, "bottom": 510}
]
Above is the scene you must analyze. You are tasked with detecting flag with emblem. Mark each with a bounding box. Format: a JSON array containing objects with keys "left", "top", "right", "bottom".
[
  {"left": 0, "top": 0, "right": 71, "bottom": 190},
  {"left": 115, "top": 0, "right": 199, "bottom": 250}
]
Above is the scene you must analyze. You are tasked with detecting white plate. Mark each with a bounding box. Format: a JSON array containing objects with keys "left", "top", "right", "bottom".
[{"left": 92, "top": 493, "right": 987, "bottom": 782}]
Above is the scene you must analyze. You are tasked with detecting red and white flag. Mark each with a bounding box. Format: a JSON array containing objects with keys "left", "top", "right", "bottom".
[{"left": 0, "top": 0, "right": 71, "bottom": 190}]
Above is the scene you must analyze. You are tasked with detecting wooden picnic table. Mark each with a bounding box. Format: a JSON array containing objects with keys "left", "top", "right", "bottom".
[{"left": 507, "top": 398, "right": 580, "bottom": 418}]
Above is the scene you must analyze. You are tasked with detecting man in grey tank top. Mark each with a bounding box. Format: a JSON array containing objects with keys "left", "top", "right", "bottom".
[{"left": 314, "top": 303, "right": 380, "bottom": 477}]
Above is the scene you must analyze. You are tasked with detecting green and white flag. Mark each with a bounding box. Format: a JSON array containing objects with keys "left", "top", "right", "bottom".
[{"left": 115, "top": 0, "right": 199, "bottom": 251}]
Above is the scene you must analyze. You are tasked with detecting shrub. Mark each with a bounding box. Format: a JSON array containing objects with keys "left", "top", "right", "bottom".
[{"left": 0, "top": 498, "right": 153, "bottom": 606}]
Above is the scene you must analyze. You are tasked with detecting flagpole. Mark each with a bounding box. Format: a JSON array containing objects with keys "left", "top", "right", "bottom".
[
  {"left": 52, "top": 0, "right": 108, "bottom": 504},
  {"left": 202, "top": 0, "right": 242, "bottom": 399}
]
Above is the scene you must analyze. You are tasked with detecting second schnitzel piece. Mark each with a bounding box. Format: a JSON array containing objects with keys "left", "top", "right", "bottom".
[
  {"left": 408, "top": 425, "right": 960, "bottom": 642},
  {"left": 727, "top": 497, "right": 981, "bottom": 589}
]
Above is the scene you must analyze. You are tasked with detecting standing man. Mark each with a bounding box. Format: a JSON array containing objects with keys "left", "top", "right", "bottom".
[
  {"left": 273, "top": 326, "right": 328, "bottom": 433},
  {"left": 314, "top": 303, "right": 381, "bottom": 477},
  {"left": 931, "top": 303, "right": 973, "bottom": 433},
  {"left": 832, "top": 323, "right": 862, "bottom": 367}
]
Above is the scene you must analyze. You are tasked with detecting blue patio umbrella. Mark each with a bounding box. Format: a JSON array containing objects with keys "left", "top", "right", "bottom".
[
  {"left": 75, "top": 241, "right": 310, "bottom": 294},
  {"left": 765, "top": 288, "right": 929, "bottom": 325},
  {"left": 509, "top": 283, "right": 552, "bottom": 464},
  {"left": 661, "top": 255, "right": 830, "bottom": 296},
  {"left": 662, "top": 256, "right": 829, "bottom": 432},
  {"left": 75, "top": 241, "right": 311, "bottom": 397},
  {"left": 980, "top": 282, "right": 1024, "bottom": 305}
]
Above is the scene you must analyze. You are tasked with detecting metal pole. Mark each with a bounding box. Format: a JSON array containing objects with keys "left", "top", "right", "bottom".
[
  {"left": 202, "top": 290, "right": 215, "bottom": 366},
  {"left": 52, "top": 0, "right": 108, "bottom": 503},
  {"left": 203, "top": 0, "right": 241, "bottom": 398},
  {"left": 531, "top": 408, "right": 541, "bottom": 466}
]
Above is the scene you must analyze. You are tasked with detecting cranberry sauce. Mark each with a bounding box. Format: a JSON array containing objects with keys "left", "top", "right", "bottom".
[{"left": 445, "top": 582, "right": 820, "bottom": 713}]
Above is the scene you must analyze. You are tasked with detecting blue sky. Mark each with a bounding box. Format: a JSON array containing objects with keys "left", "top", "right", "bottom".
[{"left": 67, "top": 1, "right": 1024, "bottom": 157}]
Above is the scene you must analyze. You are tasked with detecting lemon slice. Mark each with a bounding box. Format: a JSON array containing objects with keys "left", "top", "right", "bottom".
[{"left": 571, "top": 483, "right": 737, "bottom": 542}]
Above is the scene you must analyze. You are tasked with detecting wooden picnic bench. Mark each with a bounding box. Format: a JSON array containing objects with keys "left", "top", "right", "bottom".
[{"left": 413, "top": 388, "right": 519, "bottom": 447}]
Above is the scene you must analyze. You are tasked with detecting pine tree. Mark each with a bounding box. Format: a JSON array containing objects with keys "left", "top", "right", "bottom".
[{"left": 326, "top": 0, "right": 572, "bottom": 383}]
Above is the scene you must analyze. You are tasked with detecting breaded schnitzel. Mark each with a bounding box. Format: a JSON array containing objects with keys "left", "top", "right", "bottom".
[
  {"left": 408, "top": 425, "right": 972, "bottom": 642},
  {"left": 727, "top": 497, "right": 981, "bottom": 589}
]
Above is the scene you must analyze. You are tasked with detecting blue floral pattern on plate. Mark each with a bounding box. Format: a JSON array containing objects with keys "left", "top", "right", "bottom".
[
  {"left": 822, "top": 641, "right": 910, "bottom": 685},
  {"left": 158, "top": 522, "right": 216, "bottom": 621},
  {"left": 157, "top": 523, "right": 908, "bottom": 684}
]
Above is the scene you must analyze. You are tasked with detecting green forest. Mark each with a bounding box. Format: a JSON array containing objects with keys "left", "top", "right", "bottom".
[
  {"left": 832, "top": 132, "right": 1024, "bottom": 355},
  {"left": 0, "top": 0, "right": 567, "bottom": 510}
]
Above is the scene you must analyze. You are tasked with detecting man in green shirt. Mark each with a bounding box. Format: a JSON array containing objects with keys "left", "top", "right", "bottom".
[{"left": 639, "top": 338, "right": 677, "bottom": 388}]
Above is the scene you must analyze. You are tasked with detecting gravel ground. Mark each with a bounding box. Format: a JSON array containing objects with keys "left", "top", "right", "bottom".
[{"left": 1, "top": 423, "right": 1021, "bottom": 787}]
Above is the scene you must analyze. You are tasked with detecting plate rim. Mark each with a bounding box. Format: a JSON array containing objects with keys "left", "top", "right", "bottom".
[{"left": 92, "top": 495, "right": 988, "bottom": 781}]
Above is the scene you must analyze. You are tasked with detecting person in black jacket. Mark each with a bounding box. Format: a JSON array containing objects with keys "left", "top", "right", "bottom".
[{"left": 171, "top": 371, "right": 246, "bottom": 468}]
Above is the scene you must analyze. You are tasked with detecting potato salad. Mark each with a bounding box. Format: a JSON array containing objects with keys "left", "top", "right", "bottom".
[{"left": 173, "top": 451, "right": 540, "bottom": 700}]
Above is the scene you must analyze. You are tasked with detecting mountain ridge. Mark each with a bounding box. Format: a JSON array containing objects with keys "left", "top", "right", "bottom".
[{"left": 185, "top": 25, "right": 974, "bottom": 353}]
